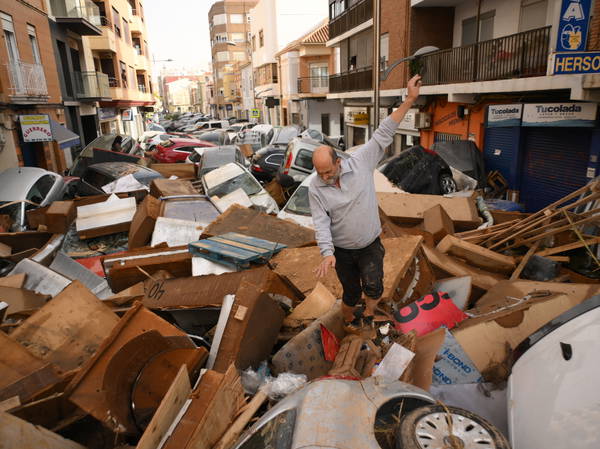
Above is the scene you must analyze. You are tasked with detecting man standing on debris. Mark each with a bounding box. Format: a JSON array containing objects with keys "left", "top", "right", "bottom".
[{"left": 309, "top": 75, "right": 422, "bottom": 332}]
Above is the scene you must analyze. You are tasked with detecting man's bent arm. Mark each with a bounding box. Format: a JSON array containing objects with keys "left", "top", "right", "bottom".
[{"left": 308, "top": 189, "right": 334, "bottom": 257}]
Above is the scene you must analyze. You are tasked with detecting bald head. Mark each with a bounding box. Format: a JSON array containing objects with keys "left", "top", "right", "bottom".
[{"left": 313, "top": 145, "right": 341, "bottom": 185}]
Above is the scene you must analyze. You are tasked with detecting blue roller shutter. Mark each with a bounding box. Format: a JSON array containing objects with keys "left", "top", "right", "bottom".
[
  {"left": 519, "top": 128, "right": 591, "bottom": 212},
  {"left": 483, "top": 127, "right": 521, "bottom": 188}
]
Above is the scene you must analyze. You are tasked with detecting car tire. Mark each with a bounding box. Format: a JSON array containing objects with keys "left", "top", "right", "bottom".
[
  {"left": 395, "top": 404, "right": 510, "bottom": 449},
  {"left": 439, "top": 173, "right": 457, "bottom": 194}
]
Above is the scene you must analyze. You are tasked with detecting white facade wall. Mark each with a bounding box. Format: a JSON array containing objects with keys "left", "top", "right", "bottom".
[
  {"left": 452, "top": 0, "right": 560, "bottom": 48},
  {"left": 276, "top": 0, "right": 328, "bottom": 52},
  {"left": 279, "top": 51, "right": 300, "bottom": 98},
  {"left": 306, "top": 99, "right": 344, "bottom": 136}
]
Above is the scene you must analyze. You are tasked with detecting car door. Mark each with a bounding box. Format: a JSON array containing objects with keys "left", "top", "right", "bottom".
[{"left": 172, "top": 146, "right": 195, "bottom": 162}]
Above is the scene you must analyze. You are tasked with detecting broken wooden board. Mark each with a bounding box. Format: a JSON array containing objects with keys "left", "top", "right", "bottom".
[
  {"left": 284, "top": 282, "right": 336, "bottom": 327},
  {"left": 377, "top": 192, "right": 481, "bottom": 228},
  {"left": 423, "top": 204, "right": 455, "bottom": 244},
  {"left": 76, "top": 195, "right": 137, "bottom": 239},
  {"left": 0, "top": 411, "right": 86, "bottom": 449},
  {"left": 271, "top": 236, "right": 423, "bottom": 300},
  {"left": 150, "top": 163, "right": 196, "bottom": 179},
  {"left": 203, "top": 204, "right": 316, "bottom": 248},
  {"left": 136, "top": 365, "right": 191, "bottom": 449},
  {"left": 103, "top": 245, "right": 192, "bottom": 292},
  {"left": 67, "top": 303, "right": 190, "bottom": 431},
  {"left": 213, "top": 280, "right": 285, "bottom": 373},
  {"left": 0, "top": 286, "right": 48, "bottom": 315},
  {"left": 10, "top": 281, "right": 119, "bottom": 373},
  {"left": 454, "top": 281, "right": 600, "bottom": 381},
  {"left": 423, "top": 245, "right": 505, "bottom": 291},
  {"left": 0, "top": 332, "right": 62, "bottom": 403},
  {"left": 0, "top": 273, "right": 26, "bottom": 289},
  {"left": 163, "top": 365, "right": 245, "bottom": 449},
  {"left": 150, "top": 178, "right": 198, "bottom": 198},
  {"left": 128, "top": 194, "right": 161, "bottom": 249},
  {"left": 9, "top": 392, "right": 83, "bottom": 433},
  {"left": 140, "top": 266, "right": 299, "bottom": 309},
  {"left": 437, "top": 235, "right": 516, "bottom": 274}
]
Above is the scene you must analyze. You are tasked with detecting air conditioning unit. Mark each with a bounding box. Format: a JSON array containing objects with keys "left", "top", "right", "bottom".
[{"left": 414, "top": 112, "right": 431, "bottom": 129}]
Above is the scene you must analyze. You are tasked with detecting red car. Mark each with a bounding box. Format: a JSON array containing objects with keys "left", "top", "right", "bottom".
[{"left": 151, "top": 138, "right": 216, "bottom": 163}]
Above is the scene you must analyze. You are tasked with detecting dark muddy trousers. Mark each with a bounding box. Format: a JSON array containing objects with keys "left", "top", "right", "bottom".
[{"left": 334, "top": 237, "right": 385, "bottom": 307}]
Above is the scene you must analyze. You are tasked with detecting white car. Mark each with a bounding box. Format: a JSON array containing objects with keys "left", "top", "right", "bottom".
[
  {"left": 202, "top": 162, "right": 279, "bottom": 214},
  {"left": 277, "top": 170, "right": 403, "bottom": 228}
]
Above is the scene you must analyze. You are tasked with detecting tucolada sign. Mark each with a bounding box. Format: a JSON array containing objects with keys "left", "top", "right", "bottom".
[
  {"left": 522, "top": 102, "right": 597, "bottom": 127},
  {"left": 487, "top": 104, "right": 523, "bottom": 127}
]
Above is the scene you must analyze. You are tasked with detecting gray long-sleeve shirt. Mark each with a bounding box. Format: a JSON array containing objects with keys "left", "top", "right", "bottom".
[{"left": 308, "top": 116, "right": 399, "bottom": 257}]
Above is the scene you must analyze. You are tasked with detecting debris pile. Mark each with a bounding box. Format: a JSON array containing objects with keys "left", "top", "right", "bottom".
[{"left": 1, "top": 177, "right": 599, "bottom": 449}]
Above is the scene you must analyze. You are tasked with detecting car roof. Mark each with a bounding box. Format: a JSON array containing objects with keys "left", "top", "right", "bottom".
[
  {"left": 0, "top": 167, "right": 59, "bottom": 202},
  {"left": 203, "top": 162, "right": 245, "bottom": 189},
  {"left": 166, "top": 137, "right": 211, "bottom": 145}
]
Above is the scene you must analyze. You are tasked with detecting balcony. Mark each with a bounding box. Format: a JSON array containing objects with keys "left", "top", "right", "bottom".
[
  {"left": 297, "top": 76, "right": 329, "bottom": 95},
  {"left": 419, "top": 26, "right": 551, "bottom": 86},
  {"left": 49, "top": 0, "right": 102, "bottom": 36},
  {"left": 329, "top": 66, "right": 373, "bottom": 93},
  {"left": 75, "top": 71, "right": 111, "bottom": 100},
  {"left": 88, "top": 21, "right": 117, "bottom": 53},
  {"left": 5, "top": 61, "right": 48, "bottom": 101},
  {"left": 329, "top": 0, "right": 373, "bottom": 41},
  {"left": 130, "top": 14, "right": 144, "bottom": 33}
]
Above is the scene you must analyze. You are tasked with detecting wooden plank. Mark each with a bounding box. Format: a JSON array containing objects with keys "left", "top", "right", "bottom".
[
  {"left": 10, "top": 281, "right": 119, "bottom": 372},
  {"left": 535, "top": 236, "right": 600, "bottom": 257},
  {"left": 219, "top": 232, "right": 286, "bottom": 251},
  {"left": 213, "top": 391, "right": 268, "bottom": 449},
  {"left": 202, "top": 204, "right": 315, "bottom": 248},
  {"left": 510, "top": 241, "right": 541, "bottom": 281},
  {"left": 423, "top": 245, "right": 505, "bottom": 291},
  {"left": 0, "top": 411, "right": 86, "bottom": 449},
  {"left": 437, "top": 235, "right": 516, "bottom": 274},
  {"left": 0, "top": 273, "right": 26, "bottom": 289},
  {"left": 136, "top": 365, "right": 191, "bottom": 449}
]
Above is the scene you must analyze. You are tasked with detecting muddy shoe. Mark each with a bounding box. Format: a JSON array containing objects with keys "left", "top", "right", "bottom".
[
  {"left": 362, "top": 314, "right": 375, "bottom": 329},
  {"left": 343, "top": 317, "right": 363, "bottom": 334}
]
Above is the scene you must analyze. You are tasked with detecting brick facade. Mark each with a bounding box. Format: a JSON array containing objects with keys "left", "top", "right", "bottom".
[{"left": 587, "top": 0, "right": 600, "bottom": 50}]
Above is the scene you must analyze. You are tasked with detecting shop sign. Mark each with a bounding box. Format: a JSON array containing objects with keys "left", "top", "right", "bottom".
[
  {"left": 345, "top": 107, "right": 369, "bottom": 125},
  {"left": 554, "top": 51, "right": 600, "bottom": 74},
  {"left": 121, "top": 109, "right": 133, "bottom": 121},
  {"left": 99, "top": 107, "right": 117, "bottom": 121},
  {"left": 522, "top": 103, "right": 597, "bottom": 127},
  {"left": 556, "top": 0, "right": 592, "bottom": 52},
  {"left": 19, "top": 115, "right": 52, "bottom": 142},
  {"left": 487, "top": 104, "right": 523, "bottom": 127}
]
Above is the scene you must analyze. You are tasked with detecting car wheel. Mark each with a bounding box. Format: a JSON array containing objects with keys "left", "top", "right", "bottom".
[
  {"left": 440, "top": 173, "right": 457, "bottom": 194},
  {"left": 395, "top": 405, "right": 510, "bottom": 449}
]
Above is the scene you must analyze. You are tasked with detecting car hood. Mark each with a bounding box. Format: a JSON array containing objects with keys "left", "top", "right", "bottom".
[
  {"left": 250, "top": 191, "right": 279, "bottom": 214},
  {"left": 277, "top": 210, "right": 314, "bottom": 229}
]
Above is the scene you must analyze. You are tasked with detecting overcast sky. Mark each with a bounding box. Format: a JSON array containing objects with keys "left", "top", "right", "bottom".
[{"left": 145, "top": 0, "right": 216, "bottom": 72}]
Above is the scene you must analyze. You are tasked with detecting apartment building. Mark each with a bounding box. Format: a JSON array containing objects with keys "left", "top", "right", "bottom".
[
  {"left": 250, "top": 0, "right": 328, "bottom": 125},
  {"left": 0, "top": 0, "right": 66, "bottom": 170},
  {"left": 208, "top": 0, "right": 257, "bottom": 119},
  {"left": 240, "top": 62, "right": 254, "bottom": 120},
  {"left": 276, "top": 20, "right": 344, "bottom": 136},
  {"left": 85, "top": 0, "right": 154, "bottom": 139},
  {"left": 47, "top": 0, "right": 108, "bottom": 161}
]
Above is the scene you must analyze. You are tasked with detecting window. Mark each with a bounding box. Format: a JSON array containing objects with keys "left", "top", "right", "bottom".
[
  {"left": 123, "top": 19, "right": 130, "bottom": 44},
  {"left": 461, "top": 10, "right": 495, "bottom": 46},
  {"left": 216, "top": 51, "right": 229, "bottom": 62},
  {"left": 519, "top": 0, "right": 548, "bottom": 32},
  {"left": 380, "top": 33, "right": 389, "bottom": 70},
  {"left": 231, "top": 32, "right": 245, "bottom": 43},
  {"left": 213, "top": 13, "right": 226, "bottom": 26},
  {"left": 214, "top": 33, "right": 227, "bottom": 45},
  {"left": 229, "top": 14, "right": 244, "bottom": 24},
  {"left": 112, "top": 7, "right": 121, "bottom": 37},
  {"left": 251, "top": 35, "right": 256, "bottom": 51},
  {"left": 329, "top": 0, "right": 346, "bottom": 20},
  {"left": 120, "top": 60, "right": 128, "bottom": 87},
  {"left": 247, "top": 14, "right": 251, "bottom": 23},
  {"left": 259, "top": 30, "right": 264, "bottom": 47},
  {"left": 26, "top": 25, "right": 42, "bottom": 65},
  {"left": 1, "top": 13, "right": 20, "bottom": 67},
  {"left": 232, "top": 52, "right": 246, "bottom": 62},
  {"left": 295, "top": 149, "right": 314, "bottom": 170}
]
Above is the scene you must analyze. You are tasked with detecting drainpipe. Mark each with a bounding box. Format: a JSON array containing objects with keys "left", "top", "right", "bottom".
[
  {"left": 373, "top": 0, "right": 381, "bottom": 133},
  {"left": 277, "top": 56, "right": 284, "bottom": 126},
  {"left": 472, "top": 0, "right": 482, "bottom": 81}
]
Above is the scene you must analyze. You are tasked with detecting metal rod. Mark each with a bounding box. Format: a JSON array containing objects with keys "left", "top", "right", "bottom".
[{"left": 373, "top": 0, "right": 381, "bottom": 132}]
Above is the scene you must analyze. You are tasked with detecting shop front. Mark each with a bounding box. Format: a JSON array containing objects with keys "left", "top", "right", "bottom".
[
  {"left": 344, "top": 107, "right": 370, "bottom": 148},
  {"left": 484, "top": 102, "right": 600, "bottom": 212}
]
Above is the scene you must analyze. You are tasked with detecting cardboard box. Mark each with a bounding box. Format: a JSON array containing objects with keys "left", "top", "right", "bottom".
[
  {"left": 150, "top": 163, "right": 196, "bottom": 179},
  {"left": 149, "top": 178, "right": 198, "bottom": 198}
]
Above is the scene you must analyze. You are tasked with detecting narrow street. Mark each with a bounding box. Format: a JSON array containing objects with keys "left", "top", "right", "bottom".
[{"left": 0, "top": 0, "right": 599, "bottom": 448}]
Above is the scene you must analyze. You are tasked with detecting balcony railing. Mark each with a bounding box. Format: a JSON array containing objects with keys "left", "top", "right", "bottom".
[
  {"left": 6, "top": 61, "right": 48, "bottom": 97},
  {"left": 50, "top": 0, "right": 101, "bottom": 26},
  {"left": 329, "top": 0, "right": 373, "bottom": 40},
  {"left": 329, "top": 66, "right": 373, "bottom": 93},
  {"left": 420, "top": 26, "right": 551, "bottom": 86},
  {"left": 297, "top": 76, "right": 329, "bottom": 94},
  {"left": 108, "top": 76, "right": 119, "bottom": 88},
  {"left": 99, "top": 16, "right": 111, "bottom": 27},
  {"left": 75, "top": 71, "right": 110, "bottom": 99},
  {"left": 138, "top": 84, "right": 147, "bottom": 92}
]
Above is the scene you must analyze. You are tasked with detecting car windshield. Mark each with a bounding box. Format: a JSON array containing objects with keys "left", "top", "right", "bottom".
[
  {"left": 285, "top": 186, "right": 311, "bottom": 216},
  {"left": 271, "top": 127, "right": 298, "bottom": 145},
  {"left": 0, "top": 201, "right": 34, "bottom": 231},
  {"left": 227, "top": 125, "right": 242, "bottom": 132},
  {"left": 207, "top": 173, "right": 262, "bottom": 198}
]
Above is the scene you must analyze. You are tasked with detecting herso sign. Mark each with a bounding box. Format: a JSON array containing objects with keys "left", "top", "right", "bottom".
[
  {"left": 554, "top": 51, "right": 600, "bottom": 74},
  {"left": 19, "top": 114, "right": 53, "bottom": 143}
]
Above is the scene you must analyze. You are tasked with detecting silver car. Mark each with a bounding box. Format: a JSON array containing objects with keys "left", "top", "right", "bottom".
[
  {"left": 233, "top": 377, "right": 509, "bottom": 449},
  {"left": 0, "top": 167, "right": 66, "bottom": 231}
]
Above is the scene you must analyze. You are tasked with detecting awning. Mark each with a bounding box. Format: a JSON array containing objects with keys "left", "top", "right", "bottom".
[{"left": 50, "top": 120, "right": 81, "bottom": 149}]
